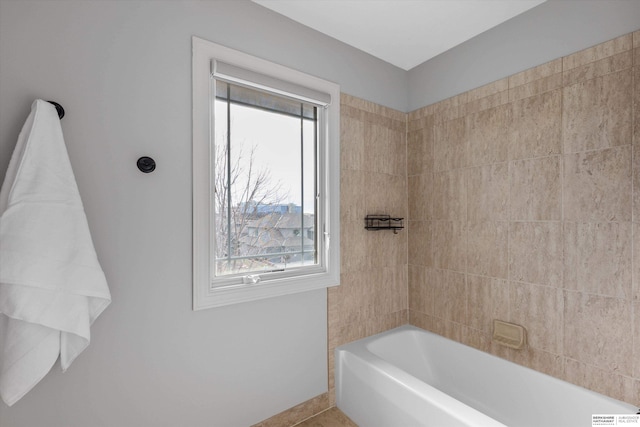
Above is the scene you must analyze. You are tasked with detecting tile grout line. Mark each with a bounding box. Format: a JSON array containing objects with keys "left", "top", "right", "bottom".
[
  {"left": 631, "top": 42, "right": 637, "bottom": 403},
  {"left": 559, "top": 52, "right": 566, "bottom": 378},
  {"left": 506, "top": 74, "right": 513, "bottom": 334}
]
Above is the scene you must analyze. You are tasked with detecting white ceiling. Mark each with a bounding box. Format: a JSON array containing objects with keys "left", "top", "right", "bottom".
[{"left": 252, "top": 0, "right": 547, "bottom": 71}]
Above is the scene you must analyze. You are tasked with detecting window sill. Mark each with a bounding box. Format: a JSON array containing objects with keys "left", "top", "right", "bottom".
[{"left": 193, "top": 272, "right": 339, "bottom": 310}]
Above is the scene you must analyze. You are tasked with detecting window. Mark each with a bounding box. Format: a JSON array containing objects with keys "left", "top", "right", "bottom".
[
  {"left": 192, "top": 37, "right": 340, "bottom": 309},
  {"left": 213, "top": 81, "right": 318, "bottom": 279}
]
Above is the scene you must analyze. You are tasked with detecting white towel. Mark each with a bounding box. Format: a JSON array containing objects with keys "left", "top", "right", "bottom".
[{"left": 0, "top": 100, "right": 111, "bottom": 406}]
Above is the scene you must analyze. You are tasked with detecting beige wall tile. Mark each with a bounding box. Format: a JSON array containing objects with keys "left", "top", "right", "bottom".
[
  {"left": 467, "top": 221, "right": 508, "bottom": 278},
  {"left": 634, "top": 54, "right": 639, "bottom": 145},
  {"left": 434, "top": 169, "right": 466, "bottom": 221},
  {"left": 341, "top": 93, "right": 404, "bottom": 123},
  {"left": 518, "top": 348, "right": 564, "bottom": 380},
  {"left": 465, "top": 77, "right": 509, "bottom": 103},
  {"left": 563, "top": 70, "right": 632, "bottom": 153},
  {"left": 433, "top": 269, "right": 467, "bottom": 324},
  {"left": 509, "top": 222, "right": 563, "bottom": 287},
  {"left": 340, "top": 115, "right": 365, "bottom": 171},
  {"left": 510, "top": 282, "right": 563, "bottom": 353},
  {"left": 563, "top": 34, "right": 632, "bottom": 71},
  {"left": 467, "top": 275, "right": 509, "bottom": 333},
  {"left": 564, "top": 359, "right": 634, "bottom": 405},
  {"left": 510, "top": 156, "right": 561, "bottom": 221},
  {"left": 295, "top": 407, "right": 358, "bottom": 427},
  {"left": 408, "top": 173, "right": 433, "bottom": 221},
  {"left": 364, "top": 110, "right": 392, "bottom": 128},
  {"left": 408, "top": 265, "right": 434, "bottom": 315},
  {"left": 635, "top": 302, "right": 640, "bottom": 379},
  {"left": 340, "top": 169, "right": 365, "bottom": 222},
  {"left": 433, "top": 220, "right": 467, "bottom": 272},
  {"left": 373, "top": 266, "right": 407, "bottom": 317},
  {"left": 461, "top": 326, "right": 492, "bottom": 353},
  {"left": 509, "top": 72, "right": 562, "bottom": 102},
  {"left": 432, "top": 317, "right": 464, "bottom": 342},
  {"left": 634, "top": 224, "right": 640, "bottom": 301},
  {"left": 509, "top": 89, "right": 562, "bottom": 160},
  {"left": 563, "top": 146, "right": 632, "bottom": 222},
  {"left": 466, "top": 104, "right": 510, "bottom": 166},
  {"left": 461, "top": 77, "right": 509, "bottom": 115},
  {"left": 407, "top": 124, "right": 433, "bottom": 176},
  {"left": 367, "top": 224, "right": 407, "bottom": 268},
  {"left": 423, "top": 103, "right": 437, "bottom": 117},
  {"left": 633, "top": 380, "right": 640, "bottom": 408},
  {"left": 364, "top": 122, "right": 388, "bottom": 171},
  {"left": 491, "top": 344, "right": 564, "bottom": 380},
  {"left": 407, "top": 128, "right": 433, "bottom": 175},
  {"left": 330, "top": 318, "right": 369, "bottom": 351},
  {"left": 433, "top": 117, "right": 467, "bottom": 172},
  {"left": 408, "top": 220, "right": 433, "bottom": 267},
  {"left": 251, "top": 393, "right": 330, "bottom": 427},
  {"left": 364, "top": 309, "right": 408, "bottom": 337},
  {"left": 336, "top": 269, "right": 374, "bottom": 325},
  {"left": 365, "top": 123, "right": 406, "bottom": 176},
  {"left": 409, "top": 310, "right": 435, "bottom": 332},
  {"left": 390, "top": 116, "right": 407, "bottom": 133},
  {"left": 563, "top": 50, "right": 632, "bottom": 87},
  {"left": 432, "top": 96, "right": 462, "bottom": 124},
  {"left": 327, "top": 94, "right": 415, "bottom": 419},
  {"left": 364, "top": 172, "right": 407, "bottom": 217},
  {"left": 466, "top": 163, "right": 509, "bottom": 222},
  {"left": 564, "top": 291, "right": 633, "bottom": 375},
  {"left": 356, "top": 264, "right": 408, "bottom": 320},
  {"left": 390, "top": 127, "right": 407, "bottom": 173},
  {"left": 341, "top": 103, "right": 365, "bottom": 122},
  {"left": 564, "top": 222, "right": 632, "bottom": 298},
  {"left": 407, "top": 117, "right": 420, "bottom": 133},
  {"left": 509, "top": 58, "right": 563, "bottom": 88},
  {"left": 340, "top": 220, "right": 367, "bottom": 273},
  {"left": 407, "top": 110, "right": 427, "bottom": 128},
  {"left": 460, "top": 90, "right": 509, "bottom": 116},
  {"left": 340, "top": 93, "right": 365, "bottom": 109}
]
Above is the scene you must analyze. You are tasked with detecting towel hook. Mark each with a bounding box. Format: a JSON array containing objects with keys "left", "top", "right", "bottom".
[{"left": 46, "top": 101, "right": 65, "bottom": 120}]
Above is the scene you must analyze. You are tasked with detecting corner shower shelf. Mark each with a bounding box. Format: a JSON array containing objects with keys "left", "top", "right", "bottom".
[{"left": 364, "top": 215, "right": 404, "bottom": 234}]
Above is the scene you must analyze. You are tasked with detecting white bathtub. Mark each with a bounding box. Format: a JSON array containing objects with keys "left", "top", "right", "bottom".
[{"left": 335, "top": 325, "right": 637, "bottom": 427}]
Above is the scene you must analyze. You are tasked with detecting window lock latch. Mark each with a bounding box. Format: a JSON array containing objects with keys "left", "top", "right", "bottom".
[{"left": 242, "top": 275, "right": 261, "bottom": 285}]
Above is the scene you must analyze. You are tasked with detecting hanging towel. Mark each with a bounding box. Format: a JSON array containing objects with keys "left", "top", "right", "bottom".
[{"left": 0, "top": 100, "right": 111, "bottom": 406}]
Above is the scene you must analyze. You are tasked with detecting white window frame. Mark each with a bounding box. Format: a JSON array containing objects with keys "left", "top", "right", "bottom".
[{"left": 192, "top": 37, "right": 340, "bottom": 310}]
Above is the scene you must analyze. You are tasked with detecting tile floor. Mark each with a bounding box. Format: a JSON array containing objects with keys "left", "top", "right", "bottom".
[{"left": 294, "top": 407, "right": 358, "bottom": 427}]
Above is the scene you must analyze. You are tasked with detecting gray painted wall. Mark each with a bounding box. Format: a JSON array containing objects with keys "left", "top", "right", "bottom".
[
  {"left": 407, "top": 0, "right": 640, "bottom": 111},
  {"left": 0, "top": 1, "right": 404, "bottom": 426}
]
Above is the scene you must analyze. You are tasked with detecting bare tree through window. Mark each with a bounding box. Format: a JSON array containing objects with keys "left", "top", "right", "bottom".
[{"left": 213, "top": 81, "right": 318, "bottom": 277}]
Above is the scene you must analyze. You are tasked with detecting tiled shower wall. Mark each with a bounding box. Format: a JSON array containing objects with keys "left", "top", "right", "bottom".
[
  {"left": 407, "top": 31, "right": 640, "bottom": 405},
  {"left": 263, "top": 30, "right": 640, "bottom": 426},
  {"left": 262, "top": 30, "right": 640, "bottom": 427},
  {"left": 328, "top": 94, "right": 409, "bottom": 405}
]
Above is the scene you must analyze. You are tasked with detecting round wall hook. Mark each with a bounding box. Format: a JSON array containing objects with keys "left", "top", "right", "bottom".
[
  {"left": 46, "top": 101, "right": 65, "bottom": 119},
  {"left": 137, "top": 156, "right": 156, "bottom": 173}
]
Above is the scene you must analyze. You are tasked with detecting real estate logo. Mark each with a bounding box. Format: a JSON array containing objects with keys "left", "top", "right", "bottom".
[{"left": 592, "top": 414, "right": 640, "bottom": 426}]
